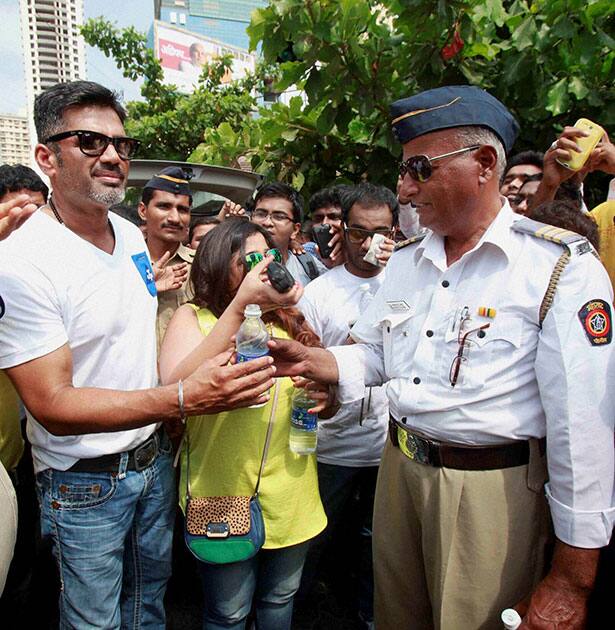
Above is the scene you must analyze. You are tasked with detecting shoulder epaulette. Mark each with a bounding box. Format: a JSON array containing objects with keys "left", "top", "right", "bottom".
[
  {"left": 394, "top": 232, "right": 427, "bottom": 251},
  {"left": 511, "top": 218, "right": 593, "bottom": 257}
]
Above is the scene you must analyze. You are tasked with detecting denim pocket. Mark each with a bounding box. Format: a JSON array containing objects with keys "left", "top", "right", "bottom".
[
  {"left": 159, "top": 429, "right": 173, "bottom": 456},
  {"left": 49, "top": 470, "right": 118, "bottom": 510}
]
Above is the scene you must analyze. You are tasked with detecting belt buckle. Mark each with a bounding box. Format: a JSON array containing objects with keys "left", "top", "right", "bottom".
[
  {"left": 398, "top": 428, "right": 431, "bottom": 465},
  {"left": 134, "top": 433, "right": 158, "bottom": 472}
]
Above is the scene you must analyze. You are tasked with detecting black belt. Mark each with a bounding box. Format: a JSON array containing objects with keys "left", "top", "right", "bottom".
[
  {"left": 67, "top": 427, "right": 166, "bottom": 473},
  {"left": 389, "top": 416, "right": 545, "bottom": 471}
]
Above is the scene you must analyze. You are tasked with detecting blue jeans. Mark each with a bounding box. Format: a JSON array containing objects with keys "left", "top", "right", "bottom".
[
  {"left": 198, "top": 541, "right": 310, "bottom": 629},
  {"left": 36, "top": 435, "right": 175, "bottom": 630}
]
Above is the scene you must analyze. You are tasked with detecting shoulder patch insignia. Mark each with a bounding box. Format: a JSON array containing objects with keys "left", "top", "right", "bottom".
[
  {"left": 394, "top": 232, "right": 427, "bottom": 251},
  {"left": 512, "top": 218, "right": 593, "bottom": 256},
  {"left": 578, "top": 299, "right": 611, "bottom": 346},
  {"left": 132, "top": 252, "right": 157, "bottom": 297}
]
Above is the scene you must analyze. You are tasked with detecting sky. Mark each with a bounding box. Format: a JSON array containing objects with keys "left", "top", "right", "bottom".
[{"left": 0, "top": 0, "right": 154, "bottom": 115}]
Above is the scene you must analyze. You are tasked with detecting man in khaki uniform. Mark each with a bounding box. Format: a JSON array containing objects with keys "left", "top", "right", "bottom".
[{"left": 138, "top": 167, "right": 194, "bottom": 349}]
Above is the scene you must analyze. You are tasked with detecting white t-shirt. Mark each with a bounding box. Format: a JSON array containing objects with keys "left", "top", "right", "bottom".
[
  {"left": 300, "top": 265, "right": 388, "bottom": 467},
  {"left": 0, "top": 211, "right": 159, "bottom": 472}
]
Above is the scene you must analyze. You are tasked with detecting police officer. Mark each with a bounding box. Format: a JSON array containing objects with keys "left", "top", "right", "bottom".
[
  {"left": 269, "top": 85, "right": 615, "bottom": 629},
  {"left": 138, "top": 166, "right": 194, "bottom": 349}
]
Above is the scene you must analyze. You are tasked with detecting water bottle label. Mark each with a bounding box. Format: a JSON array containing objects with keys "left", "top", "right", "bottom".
[
  {"left": 291, "top": 407, "right": 317, "bottom": 430},
  {"left": 237, "top": 351, "right": 269, "bottom": 363}
]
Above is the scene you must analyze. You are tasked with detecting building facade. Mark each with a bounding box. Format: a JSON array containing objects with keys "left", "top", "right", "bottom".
[
  {"left": 154, "top": 0, "right": 265, "bottom": 49},
  {"left": 0, "top": 115, "right": 31, "bottom": 166},
  {"left": 19, "top": 0, "right": 86, "bottom": 154}
]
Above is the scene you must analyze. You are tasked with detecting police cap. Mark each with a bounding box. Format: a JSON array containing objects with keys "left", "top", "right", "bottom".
[{"left": 390, "top": 85, "right": 519, "bottom": 153}]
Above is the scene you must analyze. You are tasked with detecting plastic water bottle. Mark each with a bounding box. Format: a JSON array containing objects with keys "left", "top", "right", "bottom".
[
  {"left": 289, "top": 389, "right": 317, "bottom": 454},
  {"left": 236, "top": 304, "right": 269, "bottom": 362},
  {"left": 501, "top": 609, "right": 521, "bottom": 630},
  {"left": 236, "top": 304, "right": 270, "bottom": 407}
]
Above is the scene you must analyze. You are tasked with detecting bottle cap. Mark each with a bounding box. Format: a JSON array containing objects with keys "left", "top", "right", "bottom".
[
  {"left": 244, "top": 304, "right": 262, "bottom": 317},
  {"left": 501, "top": 608, "right": 521, "bottom": 630}
]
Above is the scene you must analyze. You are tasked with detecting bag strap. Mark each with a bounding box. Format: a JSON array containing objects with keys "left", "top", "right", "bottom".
[
  {"left": 254, "top": 378, "right": 280, "bottom": 496},
  {"left": 296, "top": 252, "right": 321, "bottom": 280},
  {"left": 185, "top": 379, "right": 280, "bottom": 502}
]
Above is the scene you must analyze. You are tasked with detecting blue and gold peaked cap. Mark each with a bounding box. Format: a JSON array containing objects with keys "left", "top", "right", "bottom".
[
  {"left": 390, "top": 85, "right": 519, "bottom": 153},
  {"left": 143, "top": 166, "right": 193, "bottom": 199}
]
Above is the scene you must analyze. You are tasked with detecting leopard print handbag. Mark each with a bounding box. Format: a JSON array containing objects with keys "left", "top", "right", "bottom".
[{"left": 183, "top": 382, "right": 279, "bottom": 565}]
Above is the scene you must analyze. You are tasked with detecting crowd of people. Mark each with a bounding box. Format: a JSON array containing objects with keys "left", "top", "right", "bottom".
[{"left": 0, "top": 78, "right": 613, "bottom": 630}]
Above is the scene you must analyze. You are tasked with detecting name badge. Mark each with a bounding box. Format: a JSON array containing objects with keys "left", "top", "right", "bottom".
[
  {"left": 387, "top": 300, "right": 411, "bottom": 313},
  {"left": 132, "top": 252, "right": 157, "bottom": 297}
]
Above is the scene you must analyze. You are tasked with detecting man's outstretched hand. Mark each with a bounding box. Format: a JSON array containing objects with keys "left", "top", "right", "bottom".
[
  {"left": 0, "top": 194, "right": 38, "bottom": 241},
  {"left": 152, "top": 251, "right": 189, "bottom": 293},
  {"left": 268, "top": 338, "right": 339, "bottom": 384}
]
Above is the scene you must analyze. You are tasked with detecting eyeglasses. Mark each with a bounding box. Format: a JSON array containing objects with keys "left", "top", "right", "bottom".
[
  {"left": 399, "top": 145, "right": 480, "bottom": 182},
  {"left": 244, "top": 248, "right": 282, "bottom": 270},
  {"left": 449, "top": 309, "right": 490, "bottom": 387},
  {"left": 344, "top": 226, "right": 393, "bottom": 244},
  {"left": 251, "top": 209, "right": 294, "bottom": 224},
  {"left": 43, "top": 130, "right": 141, "bottom": 160}
]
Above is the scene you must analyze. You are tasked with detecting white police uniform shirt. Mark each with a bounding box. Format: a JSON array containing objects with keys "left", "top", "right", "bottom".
[
  {"left": 329, "top": 201, "right": 615, "bottom": 548},
  {"left": 300, "top": 265, "right": 388, "bottom": 467},
  {"left": 0, "top": 211, "right": 159, "bottom": 473}
]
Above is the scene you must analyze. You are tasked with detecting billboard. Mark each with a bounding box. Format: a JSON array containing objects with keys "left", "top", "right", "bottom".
[{"left": 153, "top": 21, "right": 255, "bottom": 93}]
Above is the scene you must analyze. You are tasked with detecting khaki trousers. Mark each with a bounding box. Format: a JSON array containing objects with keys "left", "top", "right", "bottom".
[
  {"left": 0, "top": 462, "right": 17, "bottom": 594},
  {"left": 373, "top": 439, "right": 551, "bottom": 630}
]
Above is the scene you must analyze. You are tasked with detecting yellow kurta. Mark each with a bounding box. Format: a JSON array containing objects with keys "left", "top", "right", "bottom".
[
  {"left": 179, "top": 307, "right": 327, "bottom": 549},
  {"left": 590, "top": 200, "right": 615, "bottom": 289}
]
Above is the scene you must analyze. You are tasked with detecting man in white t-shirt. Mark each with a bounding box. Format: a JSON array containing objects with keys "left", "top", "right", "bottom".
[
  {"left": 249, "top": 182, "right": 327, "bottom": 286},
  {"left": 0, "top": 81, "right": 278, "bottom": 629},
  {"left": 298, "top": 183, "right": 397, "bottom": 628}
]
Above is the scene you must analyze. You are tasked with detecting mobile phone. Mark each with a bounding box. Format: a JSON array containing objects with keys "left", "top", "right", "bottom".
[
  {"left": 556, "top": 118, "right": 605, "bottom": 171},
  {"left": 266, "top": 261, "right": 295, "bottom": 293},
  {"left": 312, "top": 224, "right": 334, "bottom": 259}
]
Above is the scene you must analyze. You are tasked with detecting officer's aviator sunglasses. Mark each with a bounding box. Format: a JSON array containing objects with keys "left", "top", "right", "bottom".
[
  {"left": 399, "top": 144, "right": 480, "bottom": 182},
  {"left": 43, "top": 130, "right": 141, "bottom": 161}
]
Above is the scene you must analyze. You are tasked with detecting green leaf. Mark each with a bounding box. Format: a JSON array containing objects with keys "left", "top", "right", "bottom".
[
  {"left": 292, "top": 171, "right": 305, "bottom": 191},
  {"left": 281, "top": 129, "right": 299, "bottom": 142},
  {"left": 316, "top": 103, "right": 337, "bottom": 135},
  {"left": 288, "top": 96, "right": 304, "bottom": 118},
  {"left": 550, "top": 16, "right": 576, "bottom": 39},
  {"left": 347, "top": 117, "right": 371, "bottom": 144},
  {"left": 568, "top": 77, "right": 589, "bottom": 100},
  {"left": 546, "top": 78, "right": 570, "bottom": 116},
  {"left": 275, "top": 62, "right": 307, "bottom": 92},
  {"left": 511, "top": 17, "right": 538, "bottom": 51},
  {"left": 596, "top": 27, "right": 615, "bottom": 50}
]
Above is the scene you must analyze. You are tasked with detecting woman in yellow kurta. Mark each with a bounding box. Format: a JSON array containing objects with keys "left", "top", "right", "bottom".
[{"left": 160, "top": 219, "right": 326, "bottom": 630}]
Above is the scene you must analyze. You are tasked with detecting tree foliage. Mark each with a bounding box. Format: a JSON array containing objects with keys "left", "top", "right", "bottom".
[
  {"left": 82, "top": 2, "right": 615, "bottom": 200},
  {"left": 80, "top": 18, "right": 258, "bottom": 161},
  {"left": 194, "top": 0, "right": 614, "bottom": 198}
]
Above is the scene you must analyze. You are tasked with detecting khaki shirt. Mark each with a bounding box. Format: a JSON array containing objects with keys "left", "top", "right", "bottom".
[{"left": 156, "top": 243, "right": 195, "bottom": 351}]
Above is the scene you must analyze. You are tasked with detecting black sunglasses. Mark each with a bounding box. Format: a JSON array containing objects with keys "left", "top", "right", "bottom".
[
  {"left": 344, "top": 226, "right": 393, "bottom": 244},
  {"left": 399, "top": 145, "right": 480, "bottom": 182},
  {"left": 44, "top": 130, "right": 141, "bottom": 161}
]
